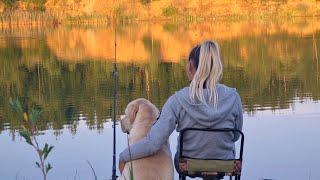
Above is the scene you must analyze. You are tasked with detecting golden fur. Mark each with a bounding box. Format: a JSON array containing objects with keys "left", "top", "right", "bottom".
[{"left": 118, "top": 98, "right": 174, "bottom": 180}]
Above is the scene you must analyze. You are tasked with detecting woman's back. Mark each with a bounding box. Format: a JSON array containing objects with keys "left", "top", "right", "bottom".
[{"left": 172, "top": 84, "right": 243, "bottom": 159}]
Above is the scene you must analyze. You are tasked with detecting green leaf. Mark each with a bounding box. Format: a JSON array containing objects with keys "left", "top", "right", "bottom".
[
  {"left": 9, "top": 98, "right": 24, "bottom": 117},
  {"left": 19, "top": 130, "right": 29, "bottom": 138},
  {"left": 29, "top": 107, "right": 42, "bottom": 124},
  {"left": 45, "top": 163, "right": 52, "bottom": 173},
  {"left": 43, "top": 143, "right": 48, "bottom": 153},
  {"left": 35, "top": 162, "right": 41, "bottom": 169},
  {"left": 19, "top": 130, "right": 33, "bottom": 145},
  {"left": 44, "top": 146, "right": 54, "bottom": 160}
]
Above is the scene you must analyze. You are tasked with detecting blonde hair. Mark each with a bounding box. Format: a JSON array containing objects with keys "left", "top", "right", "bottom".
[{"left": 189, "top": 41, "right": 223, "bottom": 107}]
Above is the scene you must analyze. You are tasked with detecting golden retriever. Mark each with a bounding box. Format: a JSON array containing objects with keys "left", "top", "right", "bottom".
[{"left": 118, "top": 98, "right": 174, "bottom": 180}]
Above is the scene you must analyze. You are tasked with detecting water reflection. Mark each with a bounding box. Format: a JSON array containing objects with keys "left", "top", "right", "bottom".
[
  {"left": 0, "top": 18, "right": 319, "bottom": 133},
  {"left": 44, "top": 18, "right": 320, "bottom": 63}
]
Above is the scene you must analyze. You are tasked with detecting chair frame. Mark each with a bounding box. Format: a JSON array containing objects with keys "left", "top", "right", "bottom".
[{"left": 178, "top": 128, "right": 244, "bottom": 180}]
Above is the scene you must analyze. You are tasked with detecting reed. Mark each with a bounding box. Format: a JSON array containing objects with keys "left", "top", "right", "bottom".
[
  {"left": 64, "top": 14, "right": 110, "bottom": 26},
  {"left": 0, "top": 11, "right": 134, "bottom": 27},
  {"left": 0, "top": 10, "right": 57, "bottom": 28}
]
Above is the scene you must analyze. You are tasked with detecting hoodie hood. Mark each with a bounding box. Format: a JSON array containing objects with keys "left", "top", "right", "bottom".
[{"left": 174, "top": 84, "right": 238, "bottom": 127}]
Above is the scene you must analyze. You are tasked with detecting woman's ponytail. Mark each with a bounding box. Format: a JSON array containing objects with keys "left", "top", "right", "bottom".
[{"left": 189, "top": 41, "right": 223, "bottom": 108}]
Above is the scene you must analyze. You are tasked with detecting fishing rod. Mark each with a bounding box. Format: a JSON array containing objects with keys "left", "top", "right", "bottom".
[{"left": 111, "top": 17, "right": 118, "bottom": 180}]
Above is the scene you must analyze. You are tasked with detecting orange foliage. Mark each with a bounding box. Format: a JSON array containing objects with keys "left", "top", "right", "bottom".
[{"left": 42, "top": 0, "right": 320, "bottom": 18}]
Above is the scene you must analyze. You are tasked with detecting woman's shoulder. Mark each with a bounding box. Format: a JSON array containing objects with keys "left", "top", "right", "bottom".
[
  {"left": 171, "top": 85, "right": 240, "bottom": 101},
  {"left": 217, "top": 83, "right": 235, "bottom": 90},
  {"left": 171, "top": 87, "right": 189, "bottom": 98},
  {"left": 217, "top": 84, "right": 239, "bottom": 95},
  {"left": 218, "top": 84, "right": 242, "bottom": 107},
  {"left": 216, "top": 84, "right": 241, "bottom": 105},
  {"left": 164, "top": 87, "right": 189, "bottom": 106}
]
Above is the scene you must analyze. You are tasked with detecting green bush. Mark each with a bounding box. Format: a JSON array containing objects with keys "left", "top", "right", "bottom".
[
  {"left": 162, "top": 6, "right": 177, "bottom": 17},
  {"left": 2, "top": 0, "right": 17, "bottom": 9},
  {"left": 295, "top": 3, "right": 309, "bottom": 15},
  {"left": 140, "top": 0, "right": 151, "bottom": 5},
  {"left": 24, "top": 0, "right": 47, "bottom": 11}
]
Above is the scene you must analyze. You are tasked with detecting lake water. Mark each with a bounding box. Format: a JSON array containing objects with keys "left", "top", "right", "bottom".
[{"left": 0, "top": 18, "right": 319, "bottom": 180}]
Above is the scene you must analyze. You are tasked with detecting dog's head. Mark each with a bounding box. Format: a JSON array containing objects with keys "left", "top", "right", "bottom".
[{"left": 120, "top": 98, "right": 159, "bottom": 133}]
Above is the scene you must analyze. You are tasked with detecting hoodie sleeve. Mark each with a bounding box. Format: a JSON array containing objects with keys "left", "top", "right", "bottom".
[
  {"left": 119, "top": 95, "right": 178, "bottom": 163},
  {"left": 233, "top": 92, "right": 243, "bottom": 142}
]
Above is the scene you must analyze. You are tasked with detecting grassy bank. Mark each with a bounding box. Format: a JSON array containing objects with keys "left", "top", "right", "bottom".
[{"left": 0, "top": 0, "right": 319, "bottom": 27}]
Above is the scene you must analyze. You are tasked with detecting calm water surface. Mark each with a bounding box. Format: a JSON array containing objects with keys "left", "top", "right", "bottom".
[{"left": 0, "top": 18, "right": 320, "bottom": 180}]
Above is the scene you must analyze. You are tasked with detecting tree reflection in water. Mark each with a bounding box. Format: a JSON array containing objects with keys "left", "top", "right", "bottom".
[{"left": 0, "top": 18, "right": 319, "bottom": 135}]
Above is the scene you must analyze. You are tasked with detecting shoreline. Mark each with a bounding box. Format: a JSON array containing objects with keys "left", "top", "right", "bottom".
[{"left": 0, "top": 10, "right": 319, "bottom": 28}]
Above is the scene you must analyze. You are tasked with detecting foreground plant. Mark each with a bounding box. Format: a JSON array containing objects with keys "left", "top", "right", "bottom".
[{"left": 9, "top": 98, "right": 54, "bottom": 180}]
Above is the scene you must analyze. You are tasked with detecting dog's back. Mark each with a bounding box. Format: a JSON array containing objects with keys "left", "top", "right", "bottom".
[{"left": 119, "top": 143, "right": 173, "bottom": 180}]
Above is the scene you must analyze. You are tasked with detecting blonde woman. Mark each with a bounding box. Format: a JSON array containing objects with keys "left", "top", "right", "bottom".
[{"left": 119, "top": 41, "right": 243, "bottom": 178}]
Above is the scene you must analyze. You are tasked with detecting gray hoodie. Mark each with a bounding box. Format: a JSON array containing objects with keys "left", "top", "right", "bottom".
[{"left": 119, "top": 84, "right": 243, "bottom": 163}]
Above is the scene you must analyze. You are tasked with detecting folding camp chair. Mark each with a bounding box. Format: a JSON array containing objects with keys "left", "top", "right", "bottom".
[{"left": 178, "top": 128, "right": 244, "bottom": 180}]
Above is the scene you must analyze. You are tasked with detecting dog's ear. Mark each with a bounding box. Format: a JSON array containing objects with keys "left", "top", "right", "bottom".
[{"left": 126, "top": 103, "right": 139, "bottom": 124}]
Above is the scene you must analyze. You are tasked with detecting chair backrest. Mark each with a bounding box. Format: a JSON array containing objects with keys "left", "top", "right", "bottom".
[{"left": 178, "top": 128, "right": 244, "bottom": 180}]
